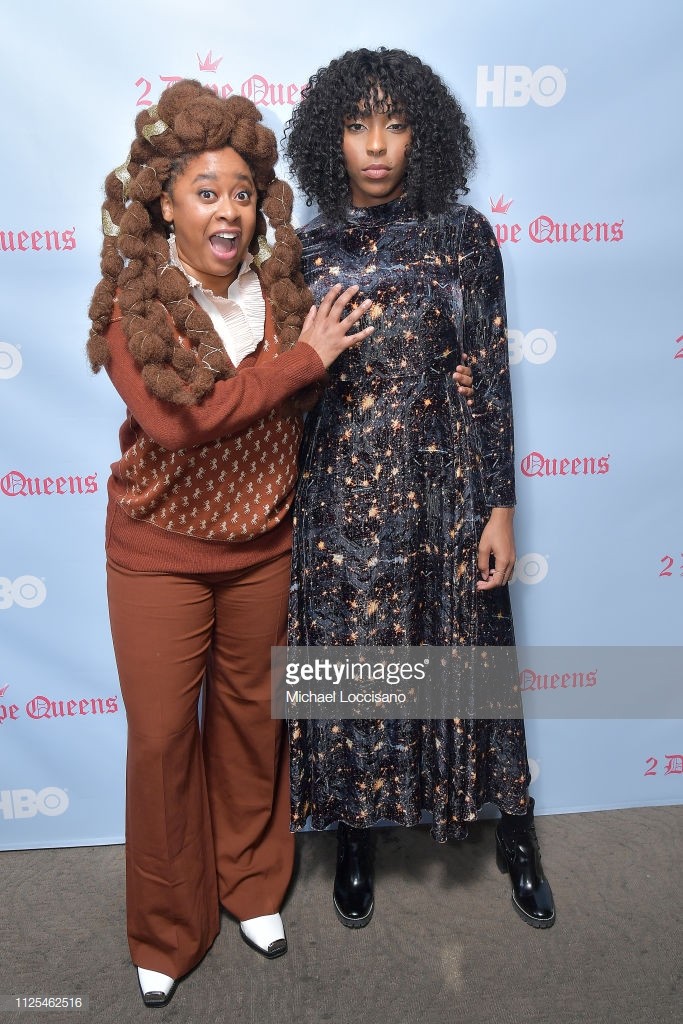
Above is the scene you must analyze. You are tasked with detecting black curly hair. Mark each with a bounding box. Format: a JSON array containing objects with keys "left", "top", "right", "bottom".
[{"left": 284, "top": 47, "right": 476, "bottom": 222}]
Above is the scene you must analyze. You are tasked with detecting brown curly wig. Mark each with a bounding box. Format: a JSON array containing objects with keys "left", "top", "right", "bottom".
[{"left": 87, "top": 80, "right": 312, "bottom": 405}]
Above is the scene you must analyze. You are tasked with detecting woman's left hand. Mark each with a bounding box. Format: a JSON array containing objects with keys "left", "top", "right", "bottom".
[
  {"left": 477, "top": 507, "right": 516, "bottom": 590},
  {"left": 453, "top": 363, "right": 474, "bottom": 405}
]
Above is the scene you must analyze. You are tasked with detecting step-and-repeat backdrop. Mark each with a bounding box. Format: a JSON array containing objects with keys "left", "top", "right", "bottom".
[{"left": 1, "top": 0, "right": 681, "bottom": 849}]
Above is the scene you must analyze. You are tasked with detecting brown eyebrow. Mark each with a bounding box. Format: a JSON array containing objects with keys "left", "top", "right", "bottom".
[{"left": 190, "top": 172, "right": 254, "bottom": 186}]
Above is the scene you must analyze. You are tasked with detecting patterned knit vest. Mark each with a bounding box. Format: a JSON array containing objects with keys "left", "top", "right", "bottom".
[{"left": 113, "top": 301, "right": 303, "bottom": 543}]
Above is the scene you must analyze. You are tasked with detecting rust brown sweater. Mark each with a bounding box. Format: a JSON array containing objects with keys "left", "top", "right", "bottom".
[{"left": 104, "top": 298, "right": 326, "bottom": 573}]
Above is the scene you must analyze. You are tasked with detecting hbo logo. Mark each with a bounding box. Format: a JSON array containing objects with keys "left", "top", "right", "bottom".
[
  {"left": 476, "top": 66, "right": 567, "bottom": 108},
  {"left": 0, "top": 341, "right": 22, "bottom": 379},
  {"left": 508, "top": 329, "right": 557, "bottom": 365},
  {"left": 0, "top": 787, "right": 70, "bottom": 819},
  {"left": 511, "top": 553, "right": 549, "bottom": 586},
  {"left": 0, "top": 576, "right": 47, "bottom": 609}
]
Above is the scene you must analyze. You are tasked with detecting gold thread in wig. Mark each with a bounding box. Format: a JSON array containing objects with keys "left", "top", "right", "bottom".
[
  {"left": 142, "top": 118, "right": 169, "bottom": 142},
  {"left": 87, "top": 79, "right": 313, "bottom": 405},
  {"left": 252, "top": 235, "right": 272, "bottom": 268},
  {"left": 102, "top": 210, "right": 120, "bottom": 237},
  {"left": 113, "top": 159, "right": 132, "bottom": 199}
]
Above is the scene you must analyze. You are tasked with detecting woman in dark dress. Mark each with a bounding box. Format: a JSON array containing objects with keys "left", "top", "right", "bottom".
[{"left": 285, "top": 48, "right": 555, "bottom": 929}]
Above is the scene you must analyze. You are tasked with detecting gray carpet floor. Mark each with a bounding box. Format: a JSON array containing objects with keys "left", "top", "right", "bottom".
[{"left": 1, "top": 805, "right": 681, "bottom": 1024}]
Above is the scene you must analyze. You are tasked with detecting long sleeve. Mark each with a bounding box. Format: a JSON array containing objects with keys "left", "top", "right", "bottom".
[
  {"left": 458, "top": 208, "right": 516, "bottom": 508},
  {"left": 104, "top": 315, "right": 326, "bottom": 452}
]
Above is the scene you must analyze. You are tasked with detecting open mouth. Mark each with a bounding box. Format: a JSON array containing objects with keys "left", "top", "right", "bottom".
[{"left": 210, "top": 232, "right": 240, "bottom": 259}]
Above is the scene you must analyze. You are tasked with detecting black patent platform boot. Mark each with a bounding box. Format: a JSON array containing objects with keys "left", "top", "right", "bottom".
[
  {"left": 333, "top": 822, "right": 375, "bottom": 928},
  {"left": 496, "top": 798, "right": 556, "bottom": 928}
]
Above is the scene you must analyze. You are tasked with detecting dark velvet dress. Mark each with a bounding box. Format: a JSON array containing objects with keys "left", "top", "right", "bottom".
[{"left": 288, "top": 196, "right": 530, "bottom": 841}]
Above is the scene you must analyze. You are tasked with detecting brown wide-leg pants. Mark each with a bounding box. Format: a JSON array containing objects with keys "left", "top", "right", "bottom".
[{"left": 106, "top": 550, "right": 294, "bottom": 980}]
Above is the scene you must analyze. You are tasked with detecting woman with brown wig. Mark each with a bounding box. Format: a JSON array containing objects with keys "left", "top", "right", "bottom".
[{"left": 87, "top": 79, "right": 375, "bottom": 1007}]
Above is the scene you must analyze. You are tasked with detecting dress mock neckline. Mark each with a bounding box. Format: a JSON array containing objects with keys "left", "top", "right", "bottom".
[{"left": 345, "top": 194, "right": 412, "bottom": 225}]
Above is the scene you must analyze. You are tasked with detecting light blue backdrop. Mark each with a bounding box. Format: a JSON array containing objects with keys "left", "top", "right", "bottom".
[{"left": 1, "top": 0, "right": 681, "bottom": 849}]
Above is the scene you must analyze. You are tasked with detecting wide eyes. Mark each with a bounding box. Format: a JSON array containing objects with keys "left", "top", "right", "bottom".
[{"left": 196, "top": 187, "right": 253, "bottom": 202}]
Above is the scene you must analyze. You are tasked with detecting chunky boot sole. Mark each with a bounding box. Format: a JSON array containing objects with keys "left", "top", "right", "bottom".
[
  {"left": 496, "top": 834, "right": 556, "bottom": 929},
  {"left": 333, "top": 893, "right": 374, "bottom": 928}
]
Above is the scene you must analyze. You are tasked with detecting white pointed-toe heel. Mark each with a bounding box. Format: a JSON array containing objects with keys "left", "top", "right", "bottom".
[
  {"left": 136, "top": 966, "right": 177, "bottom": 1007},
  {"left": 239, "top": 912, "right": 288, "bottom": 959}
]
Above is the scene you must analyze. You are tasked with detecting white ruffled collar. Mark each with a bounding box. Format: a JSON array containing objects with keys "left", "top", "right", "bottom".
[{"left": 167, "top": 233, "right": 265, "bottom": 367}]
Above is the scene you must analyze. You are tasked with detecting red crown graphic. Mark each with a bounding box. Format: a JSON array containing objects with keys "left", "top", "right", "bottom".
[
  {"left": 0, "top": 683, "right": 9, "bottom": 697},
  {"left": 490, "top": 194, "right": 514, "bottom": 214},
  {"left": 197, "top": 51, "right": 223, "bottom": 73}
]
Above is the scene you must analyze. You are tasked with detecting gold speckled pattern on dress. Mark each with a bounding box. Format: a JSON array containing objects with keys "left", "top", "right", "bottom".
[{"left": 289, "top": 197, "right": 530, "bottom": 842}]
